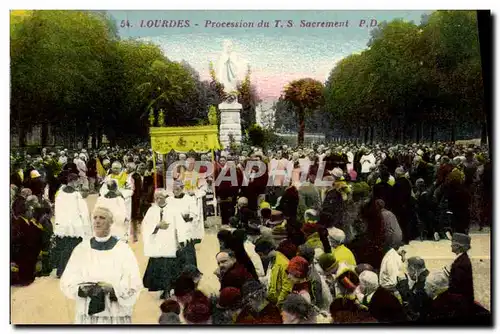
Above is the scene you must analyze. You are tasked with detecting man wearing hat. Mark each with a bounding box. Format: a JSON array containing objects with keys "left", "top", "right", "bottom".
[
  {"left": 447, "top": 233, "right": 474, "bottom": 306},
  {"left": 213, "top": 287, "right": 243, "bottom": 324},
  {"left": 401, "top": 256, "right": 431, "bottom": 321},
  {"left": 236, "top": 280, "right": 282, "bottom": 324}
]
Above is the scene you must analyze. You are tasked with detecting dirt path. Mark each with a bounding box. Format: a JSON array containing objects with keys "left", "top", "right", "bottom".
[{"left": 10, "top": 195, "right": 490, "bottom": 324}]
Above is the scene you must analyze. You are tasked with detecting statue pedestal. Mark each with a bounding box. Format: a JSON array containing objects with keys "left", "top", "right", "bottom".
[{"left": 218, "top": 100, "right": 242, "bottom": 149}]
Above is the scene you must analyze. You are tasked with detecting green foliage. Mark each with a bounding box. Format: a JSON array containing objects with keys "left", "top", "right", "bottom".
[
  {"left": 351, "top": 182, "right": 371, "bottom": 202},
  {"left": 324, "top": 10, "right": 484, "bottom": 143},
  {"left": 282, "top": 78, "right": 325, "bottom": 145},
  {"left": 208, "top": 105, "right": 218, "bottom": 125},
  {"left": 247, "top": 124, "right": 265, "bottom": 147},
  {"left": 236, "top": 66, "right": 261, "bottom": 134},
  {"left": 11, "top": 10, "right": 220, "bottom": 147}
]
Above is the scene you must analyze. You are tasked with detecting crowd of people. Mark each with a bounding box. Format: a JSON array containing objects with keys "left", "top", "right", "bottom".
[{"left": 10, "top": 140, "right": 492, "bottom": 324}]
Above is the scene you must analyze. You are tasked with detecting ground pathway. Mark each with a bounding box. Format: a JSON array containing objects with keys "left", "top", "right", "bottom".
[{"left": 10, "top": 195, "right": 491, "bottom": 324}]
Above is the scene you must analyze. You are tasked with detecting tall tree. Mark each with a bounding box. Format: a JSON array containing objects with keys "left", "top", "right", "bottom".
[
  {"left": 282, "top": 78, "right": 324, "bottom": 146},
  {"left": 11, "top": 10, "right": 116, "bottom": 146},
  {"left": 237, "top": 66, "right": 261, "bottom": 134}
]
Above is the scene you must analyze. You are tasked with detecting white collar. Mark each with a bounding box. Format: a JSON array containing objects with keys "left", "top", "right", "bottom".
[{"left": 95, "top": 234, "right": 112, "bottom": 242}]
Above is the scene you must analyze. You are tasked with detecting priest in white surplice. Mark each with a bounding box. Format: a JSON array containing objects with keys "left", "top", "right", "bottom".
[
  {"left": 100, "top": 162, "right": 133, "bottom": 223},
  {"left": 95, "top": 179, "right": 129, "bottom": 241},
  {"left": 167, "top": 180, "right": 199, "bottom": 269},
  {"left": 60, "top": 206, "right": 142, "bottom": 324},
  {"left": 142, "top": 188, "right": 182, "bottom": 299},
  {"left": 53, "top": 173, "right": 92, "bottom": 278}
]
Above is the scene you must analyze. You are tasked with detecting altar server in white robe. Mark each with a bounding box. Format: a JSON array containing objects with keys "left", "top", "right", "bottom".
[
  {"left": 167, "top": 180, "right": 199, "bottom": 268},
  {"left": 53, "top": 173, "right": 92, "bottom": 278},
  {"left": 183, "top": 165, "right": 207, "bottom": 243},
  {"left": 100, "top": 162, "right": 133, "bottom": 222},
  {"left": 95, "top": 179, "right": 129, "bottom": 241},
  {"left": 142, "top": 188, "right": 183, "bottom": 299},
  {"left": 60, "top": 207, "right": 142, "bottom": 324}
]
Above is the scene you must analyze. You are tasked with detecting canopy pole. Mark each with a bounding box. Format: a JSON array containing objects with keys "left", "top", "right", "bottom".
[
  {"left": 211, "top": 149, "right": 218, "bottom": 217},
  {"left": 153, "top": 151, "right": 157, "bottom": 189},
  {"left": 163, "top": 154, "right": 167, "bottom": 190}
]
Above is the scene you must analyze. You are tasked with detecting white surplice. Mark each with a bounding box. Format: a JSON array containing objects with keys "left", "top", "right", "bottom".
[
  {"left": 95, "top": 196, "right": 129, "bottom": 241},
  {"left": 54, "top": 187, "right": 92, "bottom": 238},
  {"left": 379, "top": 248, "right": 405, "bottom": 292},
  {"left": 60, "top": 236, "right": 143, "bottom": 324},
  {"left": 166, "top": 195, "right": 198, "bottom": 244},
  {"left": 142, "top": 204, "right": 180, "bottom": 258},
  {"left": 100, "top": 176, "right": 133, "bottom": 221}
]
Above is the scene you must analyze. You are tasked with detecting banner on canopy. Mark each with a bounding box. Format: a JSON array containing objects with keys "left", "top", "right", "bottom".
[{"left": 149, "top": 125, "right": 221, "bottom": 154}]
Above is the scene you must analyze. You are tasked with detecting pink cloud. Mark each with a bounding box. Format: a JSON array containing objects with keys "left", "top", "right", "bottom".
[
  {"left": 252, "top": 70, "right": 326, "bottom": 100},
  {"left": 199, "top": 62, "right": 339, "bottom": 101}
]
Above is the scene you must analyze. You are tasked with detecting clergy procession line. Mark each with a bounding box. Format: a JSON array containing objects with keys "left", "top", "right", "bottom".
[{"left": 10, "top": 141, "right": 491, "bottom": 324}]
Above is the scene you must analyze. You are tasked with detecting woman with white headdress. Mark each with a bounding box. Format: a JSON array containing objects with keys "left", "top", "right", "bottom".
[
  {"left": 356, "top": 270, "right": 379, "bottom": 307},
  {"left": 60, "top": 206, "right": 142, "bottom": 324}
]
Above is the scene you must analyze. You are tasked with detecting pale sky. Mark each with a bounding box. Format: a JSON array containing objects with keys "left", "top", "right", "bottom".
[{"left": 108, "top": 10, "right": 432, "bottom": 101}]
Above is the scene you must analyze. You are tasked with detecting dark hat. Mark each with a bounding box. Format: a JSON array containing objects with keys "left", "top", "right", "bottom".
[
  {"left": 277, "top": 239, "right": 298, "bottom": 260},
  {"left": 407, "top": 257, "right": 426, "bottom": 270},
  {"left": 318, "top": 253, "right": 338, "bottom": 273},
  {"left": 369, "top": 288, "right": 406, "bottom": 322},
  {"left": 160, "top": 299, "right": 181, "bottom": 315},
  {"left": 287, "top": 256, "right": 310, "bottom": 279},
  {"left": 173, "top": 276, "right": 195, "bottom": 298},
  {"left": 184, "top": 300, "right": 211, "bottom": 324},
  {"left": 67, "top": 173, "right": 79, "bottom": 183},
  {"left": 301, "top": 222, "right": 320, "bottom": 237},
  {"left": 452, "top": 233, "right": 471, "bottom": 247},
  {"left": 254, "top": 237, "right": 276, "bottom": 254},
  {"left": 355, "top": 263, "right": 375, "bottom": 276},
  {"left": 297, "top": 244, "right": 315, "bottom": 264},
  {"left": 181, "top": 264, "right": 202, "bottom": 279},
  {"left": 269, "top": 210, "right": 285, "bottom": 225},
  {"left": 336, "top": 270, "right": 360, "bottom": 292},
  {"left": 282, "top": 294, "right": 316, "bottom": 321},
  {"left": 241, "top": 280, "right": 266, "bottom": 300},
  {"left": 218, "top": 287, "right": 242, "bottom": 309},
  {"left": 159, "top": 312, "right": 181, "bottom": 325}
]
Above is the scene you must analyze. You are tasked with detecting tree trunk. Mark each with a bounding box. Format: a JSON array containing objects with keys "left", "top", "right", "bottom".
[
  {"left": 92, "top": 132, "right": 98, "bottom": 149},
  {"left": 297, "top": 109, "right": 305, "bottom": 146},
  {"left": 394, "top": 119, "right": 400, "bottom": 142},
  {"left": 451, "top": 123, "right": 456, "bottom": 142},
  {"left": 402, "top": 122, "right": 407, "bottom": 143},
  {"left": 18, "top": 125, "right": 26, "bottom": 148},
  {"left": 480, "top": 120, "right": 487, "bottom": 146},
  {"left": 430, "top": 123, "right": 435, "bottom": 142},
  {"left": 41, "top": 122, "right": 48, "bottom": 147},
  {"left": 370, "top": 126, "right": 374, "bottom": 144},
  {"left": 363, "top": 127, "right": 369, "bottom": 143},
  {"left": 97, "top": 128, "right": 102, "bottom": 148},
  {"left": 416, "top": 121, "right": 421, "bottom": 143}
]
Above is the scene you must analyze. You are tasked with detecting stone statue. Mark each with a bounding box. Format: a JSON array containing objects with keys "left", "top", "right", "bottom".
[{"left": 215, "top": 40, "right": 246, "bottom": 96}]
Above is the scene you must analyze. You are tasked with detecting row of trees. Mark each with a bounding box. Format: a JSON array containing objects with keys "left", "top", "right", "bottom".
[
  {"left": 276, "top": 11, "right": 486, "bottom": 146},
  {"left": 11, "top": 11, "right": 485, "bottom": 148},
  {"left": 10, "top": 10, "right": 260, "bottom": 148}
]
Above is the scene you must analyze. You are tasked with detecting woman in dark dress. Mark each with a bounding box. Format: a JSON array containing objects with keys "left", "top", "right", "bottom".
[{"left": 11, "top": 201, "right": 43, "bottom": 286}]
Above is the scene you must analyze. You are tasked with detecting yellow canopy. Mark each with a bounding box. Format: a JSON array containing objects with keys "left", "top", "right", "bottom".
[{"left": 149, "top": 125, "right": 220, "bottom": 154}]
